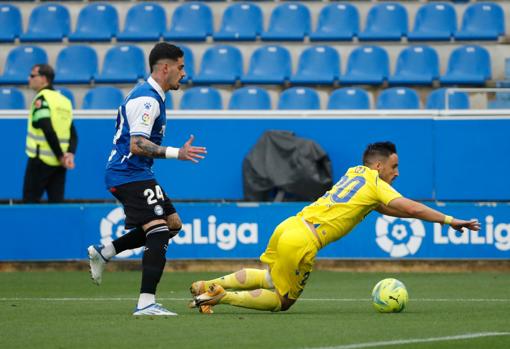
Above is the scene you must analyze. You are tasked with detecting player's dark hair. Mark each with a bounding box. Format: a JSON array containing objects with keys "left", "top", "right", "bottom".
[
  {"left": 149, "top": 42, "right": 184, "bottom": 73},
  {"left": 363, "top": 142, "right": 397, "bottom": 165},
  {"left": 33, "top": 64, "right": 54, "bottom": 85}
]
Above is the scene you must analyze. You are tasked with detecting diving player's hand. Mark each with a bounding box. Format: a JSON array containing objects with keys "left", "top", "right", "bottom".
[
  {"left": 450, "top": 219, "right": 481, "bottom": 233},
  {"left": 178, "top": 135, "right": 207, "bottom": 163}
]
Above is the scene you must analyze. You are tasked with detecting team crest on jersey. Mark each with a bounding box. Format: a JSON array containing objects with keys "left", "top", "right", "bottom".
[{"left": 144, "top": 102, "right": 151, "bottom": 110}]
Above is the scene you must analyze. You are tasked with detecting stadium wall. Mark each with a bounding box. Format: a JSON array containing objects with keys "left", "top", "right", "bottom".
[{"left": 1, "top": 111, "right": 509, "bottom": 201}]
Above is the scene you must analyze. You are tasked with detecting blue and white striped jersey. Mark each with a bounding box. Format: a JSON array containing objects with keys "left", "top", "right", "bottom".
[{"left": 105, "top": 77, "right": 167, "bottom": 188}]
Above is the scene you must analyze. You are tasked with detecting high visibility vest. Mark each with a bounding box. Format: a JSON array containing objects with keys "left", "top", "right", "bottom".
[{"left": 26, "top": 89, "right": 73, "bottom": 166}]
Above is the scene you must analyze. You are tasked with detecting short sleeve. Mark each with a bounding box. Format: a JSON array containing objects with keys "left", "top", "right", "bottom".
[
  {"left": 376, "top": 177, "right": 403, "bottom": 206},
  {"left": 125, "top": 96, "right": 160, "bottom": 138}
]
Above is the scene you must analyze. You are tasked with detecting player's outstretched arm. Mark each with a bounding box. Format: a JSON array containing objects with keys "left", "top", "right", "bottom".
[
  {"left": 130, "top": 134, "right": 207, "bottom": 162},
  {"left": 384, "top": 197, "right": 481, "bottom": 232}
]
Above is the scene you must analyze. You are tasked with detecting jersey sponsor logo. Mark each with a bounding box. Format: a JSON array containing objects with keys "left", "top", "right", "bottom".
[
  {"left": 375, "top": 215, "right": 425, "bottom": 257},
  {"left": 433, "top": 215, "right": 510, "bottom": 251},
  {"left": 141, "top": 112, "right": 150, "bottom": 125}
]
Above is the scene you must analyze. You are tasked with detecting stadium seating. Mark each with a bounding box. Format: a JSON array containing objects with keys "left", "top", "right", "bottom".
[
  {"left": 164, "top": 3, "right": 213, "bottom": 41},
  {"left": 0, "top": 45, "right": 47, "bottom": 85},
  {"left": 241, "top": 45, "right": 292, "bottom": 84},
  {"left": 440, "top": 45, "right": 491, "bottom": 85},
  {"left": 310, "top": 3, "right": 359, "bottom": 41},
  {"left": 327, "top": 87, "right": 371, "bottom": 110},
  {"left": 193, "top": 45, "right": 243, "bottom": 84},
  {"left": 278, "top": 87, "right": 320, "bottom": 110},
  {"left": 290, "top": 46, "right": 340, "bottom": 85},
  {"left": 0, "top": 87, "right": 25, "bottom": 110},
  {"left": 0, "top": 4, "right": 22, "bottom": 42},
  {"left": 488, "top": 92, "right": 510, "bottom": 109},
  {"left": 95, "top": 45, "right": 146, "bottom": 84},
  {"left": 165, "top": 92, "right": 173, "bottom": 110},
  {"left": 376, "top": 87, "right": 420, "bottom": 109},
  {"left": 455, "top": 3, "right": 505, "bottom": 41},
  {"left": 117, "top": 3, "right": 166, "bottom": 42},
  {"left": 341, "top": 46, "right": 389, "bottom": 85},
  {"left": 228, "top": 87, "right": 272, "bottom": 110},
  {"left": 20, "top": 4, "right": 70, "bottom": 42},
  {"left": 389, "top": 45, "right": 439, "bottom": 85},
  {"left": 54, "top": 46, "right": 98, "bottom": 84},
  {"left": 82, "top": 87, "right": 124, "bottom": 109},
  {"left": 180, "top": 87, "right": 223, "bottom": 110},
  {"left": 359, "top": 3, "right": 408, "bottom": 41},
  {"left": 408, "top": 3, "right": 456, "bottom": 41},
  {"left": 261, "top": 3, "right": 311, "bottom": 41},
  {"left": 426, "top": 88, "right": 470, "bottom": 109},
  {"left": 179, "top": 45, "right": 194, "bottom": 84},
  {"left": 55, "top": 87, "right": 76, "bottom": 108},
  {"left": 214, "top": 3, "right": 263, "bottom": 41},
  {"left": 68, "top": 4, "right": 118, "bottom": 42}
]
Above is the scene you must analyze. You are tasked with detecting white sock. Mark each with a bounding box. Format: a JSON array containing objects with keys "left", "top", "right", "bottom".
[
  {"left": 137, "top": 293, "right": 155, "bottom": 309},
  {"left": 101, "top": 244, "right": 116, "bottom": 259}
]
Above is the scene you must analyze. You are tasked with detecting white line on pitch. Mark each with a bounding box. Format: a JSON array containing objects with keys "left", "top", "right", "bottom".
[
  {"left": 305, "top": 332, "right": 510, "bottom": 349},
  {"left": 0, "top": 297, "right": 510, "bottom": 302}
]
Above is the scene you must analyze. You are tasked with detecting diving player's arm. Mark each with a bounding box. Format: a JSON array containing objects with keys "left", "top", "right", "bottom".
[
  {"left": 382, "top": 197, "right": 481, "bottom": 232},
  {"left": 130, "top": 134, "right": 206, "bottom": 162},
  {"left": 375, "top": 204, "right": 412, "bottom": 218}
]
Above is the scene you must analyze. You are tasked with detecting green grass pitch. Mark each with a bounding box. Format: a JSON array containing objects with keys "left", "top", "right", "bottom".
[{"left": 1, "top": 270, "right": 509, "bottom": 349}]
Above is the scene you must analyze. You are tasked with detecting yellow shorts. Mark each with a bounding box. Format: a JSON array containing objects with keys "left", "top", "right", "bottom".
[{"left": 260, "top": 216, "right": 319, "bottom": 300}]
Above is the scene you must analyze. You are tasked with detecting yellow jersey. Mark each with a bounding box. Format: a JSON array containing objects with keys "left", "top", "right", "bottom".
[{"left": 297, "top": 165, "right": 402, "bottom": 247}]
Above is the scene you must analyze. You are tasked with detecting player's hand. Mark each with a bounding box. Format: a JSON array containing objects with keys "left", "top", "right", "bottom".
[
  {"left": 178, "top": 135, "right": 207, "bottom": 163},
  {"left": 450, "top": 219, "right": 480, "bottom": 233}
]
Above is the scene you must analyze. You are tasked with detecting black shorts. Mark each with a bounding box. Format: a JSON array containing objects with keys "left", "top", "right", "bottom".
[{"left": 109, "top": 179, "right": 176, "bottom": 229}]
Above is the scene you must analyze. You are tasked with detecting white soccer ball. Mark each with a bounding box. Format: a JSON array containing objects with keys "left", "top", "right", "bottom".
[{"left": 371, "top": 278, "right": 408, "bottom": 313}]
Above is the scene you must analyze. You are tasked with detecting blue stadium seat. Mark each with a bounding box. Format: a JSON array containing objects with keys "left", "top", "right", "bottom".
[
  {"left": 117, "top": 3, "right": 166, "bottom": 42},
  {"left": 54, "top": 45, "right": 98, "bottom": 84},
  {"left": 193, "top": 45, "right": 243, "bottom": 84},
  {"left": 408, "top": 3, "right": 456, "bottom": 41},
  {"left": 261, "top": 3, "right": 311, "bottom": 41},
  {"left": 327, "top": 87, "right": 370, "bottom": 110},
  {"left": 455, "top": 3, "right": 505, "bottom": 41},
  {"left": 426, "top": 88, "right": 470, "bottom": 109},
  {"left": 0, "top": 45, "right": 47, "bottom": 84},
  {"left": 440, "top": 45, "right": 491, "bottom": 85},
  {"left": 278, "top": 87, "right": 320, "bottom": 110},
  {"left": 165, "top": 92, "right": 173, "bottom": 110},
  {"left": 55, "top": 87, "right": 75, "bottom": 108},
  {"left": 180, "top": 87, "right": 223, "bottom": 110},
  {"left": 95, "top": 45, "right": 146, "bottom": 84},
  {"left": 228, "top": 87, "right": 271, "bottom": 110},
  {"left": 290, "top": 46, "right": 340, "bottom": 85},
  {"left": 20, "top": 4, "right": 70, "bottom": 42},
  {"left": 310, "top": 3, "right": 359, "bottom": 41},
  {"left": 241, "top": 45, "right": 291, "bottom": 84},
  {"left": 82, "top": 87, "right": 124, "bottom": 109},
  {"left": 376, "top": 88, "right": 420, "bottom": 109},
  {"left": 214, "top": 3, "right": 263, "bottom": 41},
  {"left": 389, "top": 45, "right": 439, "bottom": 86},
  {"left": 488, "top": 92, "right": 510, "bottom": 109},
  {"left": 69, "top": 4, "right": 118, "bottom": 42},
  {"left": 164, "top": 3, "right": 213, "bottom": 41},
  {"left": 359, "top": 3, "right": 407, "bottom": 41},
  {"left": 0, "top": 87, "right": 25, "bottom": 109},
  {"left": 340, "top": 46, "right": 389, "bottom": 85},
  {"left": 179, "top": 45, "right": 194, "bottom": 84},
  {"left": 0, "top": 4, "right": 22, "bottom": 42}
]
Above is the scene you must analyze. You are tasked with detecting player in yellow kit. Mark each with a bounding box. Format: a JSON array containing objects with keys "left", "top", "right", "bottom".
[{"left": 189, "top": 142, "right": 481, "bottom": 313}]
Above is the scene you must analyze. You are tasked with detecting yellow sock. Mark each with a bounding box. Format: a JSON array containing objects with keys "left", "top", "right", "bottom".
[
  {"left": 205, "top": 268, "right": 271, "bottom": 290},
  {"left": 220, "top": 289, "right": 281, "bottom": 312}
]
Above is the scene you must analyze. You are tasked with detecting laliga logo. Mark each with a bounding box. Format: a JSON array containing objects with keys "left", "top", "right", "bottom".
[
  {"left": 100, "top": 207, "right": 143, "bottom": 258},
  {"left": 375, "top": 215, "right": 425, "bottom": 257}
]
